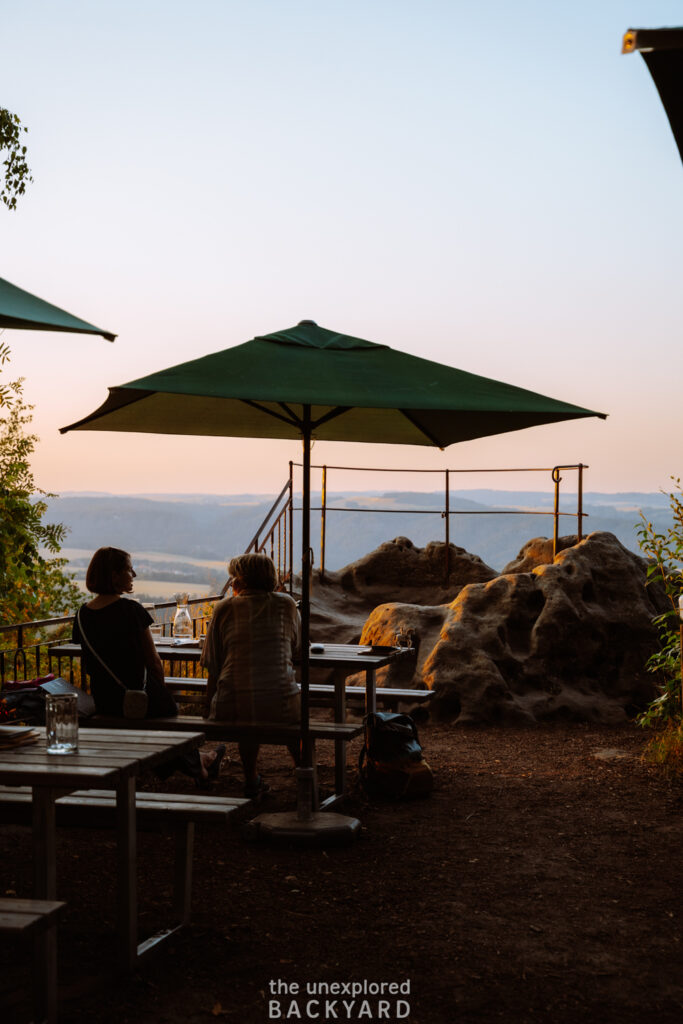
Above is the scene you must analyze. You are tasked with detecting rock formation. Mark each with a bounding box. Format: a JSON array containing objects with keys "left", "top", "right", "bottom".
[
  {"left": 306, "top": 536, "right": 496, "bottom": 644},
  {"left": 355, "top": 532, "right": 666, "bottom": 725}
]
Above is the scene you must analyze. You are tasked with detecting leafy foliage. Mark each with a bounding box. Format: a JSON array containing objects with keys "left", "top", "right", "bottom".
[
  {"left": 636, "top": 478, "right": 683, "bottom": 725},
  {"left": 0, "top": 341, "right": 22, "bottom": 409},
  {"left": 643, "top": 720, "right": 683, "bottom": 775},
  {"left": 0, "top": 107, "right": 33, "bottom": 211},
  {"left": 0, "top": 351, "right": 81, "bottom": 627}
]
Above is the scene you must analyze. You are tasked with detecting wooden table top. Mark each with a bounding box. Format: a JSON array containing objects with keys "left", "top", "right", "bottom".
[
  {"left": 51, "top": 640, "right": 408, "bottom": 670},
  {"left": 0, "top": 728, "right": 204, "bottom": 787}
]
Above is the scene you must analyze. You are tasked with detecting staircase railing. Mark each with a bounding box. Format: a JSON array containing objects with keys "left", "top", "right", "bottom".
[{"left": 239, "top": 468, "right": 294, "bottom": 593}]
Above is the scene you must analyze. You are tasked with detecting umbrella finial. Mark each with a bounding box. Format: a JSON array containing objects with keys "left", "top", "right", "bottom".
[{"left": 298, "top": 319, "right": 318, "bottom": 327}]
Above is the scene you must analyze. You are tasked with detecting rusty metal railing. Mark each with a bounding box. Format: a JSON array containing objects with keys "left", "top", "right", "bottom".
[
  {"left": 2, "top": 461, "right": 588, "bottom": 684},
  {"left": 241, "top": 468, "right": 294, "bottom": 593},
  {"left": 0, "top": 596, "right": 218, "bottom": 688},
  {"left": 289, "top": 461, "right": 588, "bottom": 582}
]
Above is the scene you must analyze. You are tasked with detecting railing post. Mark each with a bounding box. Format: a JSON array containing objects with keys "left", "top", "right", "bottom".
[
  {"left": 577, "top": 463, "right": 584, "bottom": 542},
  {"left": 288, "top": 461, "right": 294, "bottom": 594},
  {"left": 320, "top": 465, "right": 327, "bottom": 582},
  {"left": 552, "top": 467, "right": 562, "bottom": 558},
  {"left": 277, "top": 517, "right": 282, "bottom": 582},
  {"left": 444, "top": 469, "right": 450, "bottom": 582}
]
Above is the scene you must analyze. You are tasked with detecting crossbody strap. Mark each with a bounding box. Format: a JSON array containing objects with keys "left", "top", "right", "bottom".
[{"left": 76, "top": 607, "right": 145, "bottom": 691}]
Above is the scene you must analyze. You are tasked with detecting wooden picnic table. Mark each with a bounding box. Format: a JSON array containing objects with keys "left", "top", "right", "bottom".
[
  {"left": 50, "top": 641, "right": 410, "bottom": 798},
  {"left": 0, "top": 726, "right": 204, "bottom": 972},
  {"left": 50, "top": 640, "right": 407, "bottom": 716}
]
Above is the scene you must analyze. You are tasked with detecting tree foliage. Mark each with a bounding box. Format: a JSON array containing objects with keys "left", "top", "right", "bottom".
[
  {"left": 0, "top": 107, "right": 33, "bottom": 211},
  {"left": 636, "top": 478, "right": 683, "bottom": 725},
  {"left": 0, "top": 349, "right": 81, "bottom": 626}
]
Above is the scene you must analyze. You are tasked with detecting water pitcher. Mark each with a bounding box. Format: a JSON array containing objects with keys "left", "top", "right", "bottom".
[{"left": 172, "top": 593, "right": 193, "bottom": 638}]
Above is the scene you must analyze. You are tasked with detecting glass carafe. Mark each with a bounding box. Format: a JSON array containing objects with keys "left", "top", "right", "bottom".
[{"left": 172, "top": 593, "right": 193, "bottom": 638}]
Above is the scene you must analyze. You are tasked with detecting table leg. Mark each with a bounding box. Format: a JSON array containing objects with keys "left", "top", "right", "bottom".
[
  {"left": 34, "top": 918, "right": 59, "bottom": 1024},
  {"left": 32, "top": 788, "right": 57, "bottom": 899},
  {"left": 116, "top": 774, "right": 137, "bottom": 971},
  {"left": 32, "top": 787, "right": 58, "bottom": 1018},
  {"left": 365, "top": 668, "right": 377, "bottom": 714},
  {"left": 332, "top": 667, "right": 347, "bottom": 797}
]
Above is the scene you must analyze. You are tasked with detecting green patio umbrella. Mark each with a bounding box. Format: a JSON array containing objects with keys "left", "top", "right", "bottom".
[
  {"left": 61, "top": 319, "right": 605, "bottom": 834},
  {"left": 0, "top": 275, "right": 116, "bottom": 341},
  {"left": 623, "top": 27, "right": 683, "bottom": 164}
]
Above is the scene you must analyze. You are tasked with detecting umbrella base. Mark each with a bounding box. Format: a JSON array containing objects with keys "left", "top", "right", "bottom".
[{"left": 244, "top": 811, "right": 361, "bottom": 846}]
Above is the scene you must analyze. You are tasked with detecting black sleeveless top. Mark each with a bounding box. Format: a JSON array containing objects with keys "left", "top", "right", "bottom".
[{"left": 72, "top": 599, "right": 152, "bottom": 715}]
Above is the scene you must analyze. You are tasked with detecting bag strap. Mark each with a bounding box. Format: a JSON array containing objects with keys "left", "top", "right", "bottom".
[{"left": 76, "top": 607, "right": 145, "bottom": 692}]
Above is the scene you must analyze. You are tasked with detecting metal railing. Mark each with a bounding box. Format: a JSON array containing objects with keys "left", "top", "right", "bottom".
[
  {"left": 294, "top": 461, "right": 588, "bottom": 582},
  {"left": 0, "top": 596, "right": 218, "bottom": 688},
  {"left": 240, "top": 473, "right": 294, "bottom": 594},
  {"left": 237, "top": 460, "right": 588, "bottom": 586},
  {"left": 1, "top": 459, "right": 588, "bottom": 687}
]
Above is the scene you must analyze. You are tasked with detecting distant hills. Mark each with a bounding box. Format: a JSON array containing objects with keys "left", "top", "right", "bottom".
[{"left": 45, "top": 490, "right": 671, "bottom": 595}]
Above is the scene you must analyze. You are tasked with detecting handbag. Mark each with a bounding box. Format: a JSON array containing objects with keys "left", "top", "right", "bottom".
[{"left": 76, "top": 609, "right": 148, "bottom": 719}]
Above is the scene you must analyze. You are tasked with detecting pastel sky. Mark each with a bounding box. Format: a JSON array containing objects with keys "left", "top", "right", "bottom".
[{"left": 1, "top": 0, "right": 681, "bottom": 499}]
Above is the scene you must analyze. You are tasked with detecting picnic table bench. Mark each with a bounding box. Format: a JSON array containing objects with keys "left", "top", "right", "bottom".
[
  {"left": 165, "top": 676, "right": 435, "bottom": 712},
  {"left": 0, "top": 787, "right": 249, "bottom": 946},
  {"left": 85, "top": 716, "right": 363, "bottom": 809},
  {"left": 0, "top": 897, "right": 65, "bottom": 1024}
]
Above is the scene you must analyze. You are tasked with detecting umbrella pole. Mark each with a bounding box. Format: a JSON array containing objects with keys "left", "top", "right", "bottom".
[
  {"left": 245, "top": 405, "right": 360, "bottom": 844},
  {"left": 300, "top": 407, "right": 312, "bottom": 770}
]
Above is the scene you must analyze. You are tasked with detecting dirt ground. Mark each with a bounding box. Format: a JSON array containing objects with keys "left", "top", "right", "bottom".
[{"left": 2, "top": 718, "right": 683, "bottom": 1024}]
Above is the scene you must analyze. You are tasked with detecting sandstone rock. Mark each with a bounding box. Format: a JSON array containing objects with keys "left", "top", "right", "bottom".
[
  {"left": 305, "top": 536, "right": 497, "bottom": 645},
  {"left": 336, "top": 535, "right": 496, "bottom": 604},
  {"left": 356, "top": 532, "right": 666, "bottom": 725},
  {"left": 502, "top": 535, "right": 578, "bottom": 575}
]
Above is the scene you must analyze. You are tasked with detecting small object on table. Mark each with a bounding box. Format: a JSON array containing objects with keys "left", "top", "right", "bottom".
[
  {"left": 310, "top": 643, "right": 325, "bottom": 654},
  {"left": 0, "top": 725, "right": 40, "bottom": 749}
]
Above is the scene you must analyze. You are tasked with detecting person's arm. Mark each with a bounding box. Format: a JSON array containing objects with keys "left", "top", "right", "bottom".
[
  {"left": 200, "top": 606, "right": 222, "bottom": 718},
  {"left": 140, "top": 627, "right": 165, "bottom": 687},
  {"left": 292, "top": 603, "right": 302, "bottom": 660},
  {"left": 204, "top": 671, "right": 217, "bottom": 719}
]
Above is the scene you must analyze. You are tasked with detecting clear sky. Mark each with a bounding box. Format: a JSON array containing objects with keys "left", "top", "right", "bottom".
[{"left": 1, "top": 0, "right": 681, "bottom": 498}]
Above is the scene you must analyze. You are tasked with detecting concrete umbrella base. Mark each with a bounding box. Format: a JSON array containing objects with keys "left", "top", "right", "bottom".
[{"left": 244, "top": 810, "right": 361, "bottom": 845}]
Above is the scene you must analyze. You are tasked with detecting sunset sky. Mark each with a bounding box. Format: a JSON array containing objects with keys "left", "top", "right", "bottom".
[{"left": 1, "top": 1, "right": 681, "bottom": 499}]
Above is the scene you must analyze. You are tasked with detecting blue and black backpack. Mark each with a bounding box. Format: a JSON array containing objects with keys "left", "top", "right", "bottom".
[{"left": 358, "top": 711, "right": 434, "bottom": 799}]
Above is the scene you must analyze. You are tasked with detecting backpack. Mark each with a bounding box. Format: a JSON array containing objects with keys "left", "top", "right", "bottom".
[{"left": 358, "top": 711, "right": 434, "bottom": 799}]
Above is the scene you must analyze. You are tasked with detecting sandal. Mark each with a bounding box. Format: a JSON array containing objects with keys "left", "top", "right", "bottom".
[
  {"left": 244, "top": 774, "right": 270, "bottom": 800},
  {"left": 207, "top": 744, "right": 226, "bottom": 782}
]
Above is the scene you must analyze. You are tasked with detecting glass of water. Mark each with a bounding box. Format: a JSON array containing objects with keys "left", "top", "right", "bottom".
[{"left": 45, "top": 694, "right": 78, "bottom": 754}]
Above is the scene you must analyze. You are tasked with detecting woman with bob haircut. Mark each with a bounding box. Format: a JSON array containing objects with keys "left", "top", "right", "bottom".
[
  {"left": 73, "top": 546, "right": 224, "bottom": 786},
  {"left": 201, "top": 552, "right": 301, "bottom": 798}
]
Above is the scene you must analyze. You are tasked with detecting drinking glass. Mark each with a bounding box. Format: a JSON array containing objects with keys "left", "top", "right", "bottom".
[{"left": 45, "top": 694, "right": 78, "bottom": 754}]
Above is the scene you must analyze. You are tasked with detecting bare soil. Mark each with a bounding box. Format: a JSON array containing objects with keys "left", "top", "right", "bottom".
[{"left": 2, "top": 719, "right": 683, "bottom": 1024}]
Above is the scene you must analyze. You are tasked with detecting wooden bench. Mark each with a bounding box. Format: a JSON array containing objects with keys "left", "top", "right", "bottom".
[
  {"left": 84, "top": 716, "right": 363, "bottom": 809},
  {"left": 164, "top": 677, "right": 435, "bottom": 711},
  {"left": 0, "top": 789, "right": 248, "bottom": 952},
  {"left": 0, "top": 897, "right": 65, "bottom": 1024}
]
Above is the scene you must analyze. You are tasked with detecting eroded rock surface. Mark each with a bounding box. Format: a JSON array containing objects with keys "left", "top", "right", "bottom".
[
  {"left": 306, "top": 536, "right": 496, "bottom": 644},
  {"left": 356, "top": 532, "right": 666, "bottom": 725}
]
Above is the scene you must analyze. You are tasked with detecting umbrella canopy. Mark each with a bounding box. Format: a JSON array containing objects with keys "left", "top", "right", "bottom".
[
  {"left": 61, "top": 320, "right": 602, "bottom": 441},
  {"left": 623, "top": 27, "right": 683, "bottom": 164},
  {"left": 0, "top": 275, "right": 116, "bottom": 341},
  {"left": 61, "top": 320, "right": 606, "bottom": 769}
]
